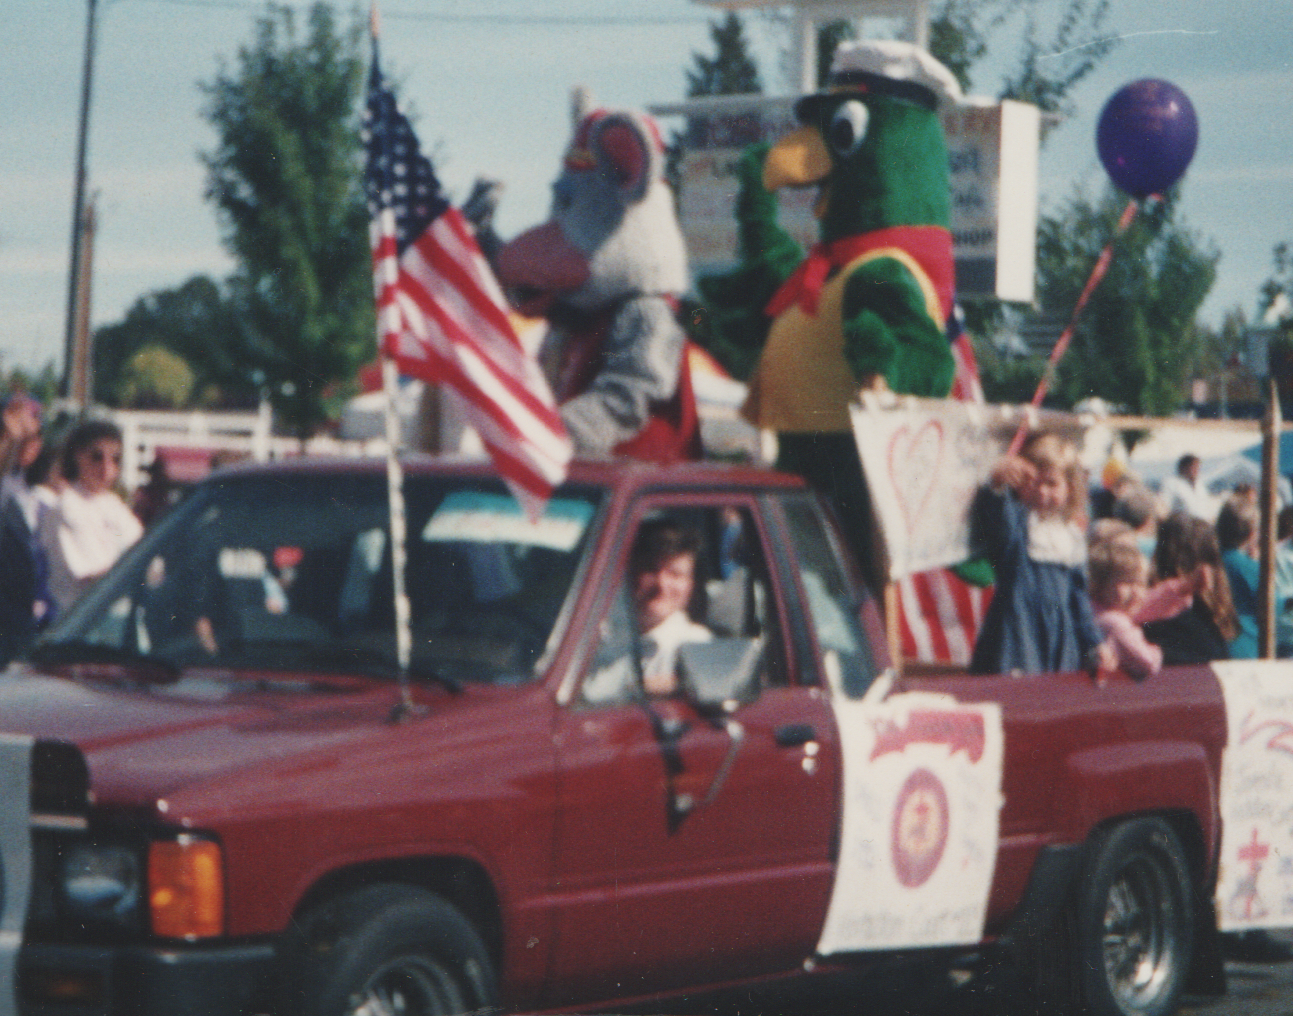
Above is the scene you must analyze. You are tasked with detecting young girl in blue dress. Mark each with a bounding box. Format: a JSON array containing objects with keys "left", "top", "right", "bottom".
[{"left": 969, "top": 432, "right": 1116, "bottom": 675}]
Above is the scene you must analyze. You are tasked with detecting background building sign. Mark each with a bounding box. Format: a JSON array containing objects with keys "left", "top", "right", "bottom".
[{"left": 657, "top": 96, "right": 1040, "bottom": 303}]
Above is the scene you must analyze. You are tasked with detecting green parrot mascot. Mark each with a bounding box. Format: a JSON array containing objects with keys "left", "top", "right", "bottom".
[{"left": 702, "top": 40, "right": 976, "bottom": 597}]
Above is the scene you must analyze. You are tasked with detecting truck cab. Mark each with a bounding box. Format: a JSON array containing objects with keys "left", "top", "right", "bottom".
[{"left": 0, "top": 456, "right": 1230, "bottom": 1016}]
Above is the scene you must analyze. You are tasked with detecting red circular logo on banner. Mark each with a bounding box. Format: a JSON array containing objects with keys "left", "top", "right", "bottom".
[{"left": 891, "top": 768, "right": 949, "bottom": 888}]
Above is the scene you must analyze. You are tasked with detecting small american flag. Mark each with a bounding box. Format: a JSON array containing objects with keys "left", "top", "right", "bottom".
[{"left": 363, "top": 42, "right": 571, "bottom": 516}]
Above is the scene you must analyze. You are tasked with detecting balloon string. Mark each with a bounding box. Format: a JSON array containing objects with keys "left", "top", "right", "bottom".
[{"left": 1007, "top": 196, "right": 1141, "bottom": 456}]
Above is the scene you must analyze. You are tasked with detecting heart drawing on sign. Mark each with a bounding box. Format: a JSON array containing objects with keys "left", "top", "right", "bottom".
[{"left": 886, "top": 420, "right": 944, "bottom": 537}]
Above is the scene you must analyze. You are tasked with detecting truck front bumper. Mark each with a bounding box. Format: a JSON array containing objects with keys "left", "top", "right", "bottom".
[{"left": 18, "top": 940, "right": 277, "bottom": 1016}]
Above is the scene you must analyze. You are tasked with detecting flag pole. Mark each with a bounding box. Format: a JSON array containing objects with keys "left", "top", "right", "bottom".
[
  {"left": 1007, "top": 197, "right": 1141, "bottom": 456},
  {"left": 371, "top": 3, "right": 419, "bottom": 720},
  {"left": 1259, "top": 379, "right": 1281, "bottom": 659}
]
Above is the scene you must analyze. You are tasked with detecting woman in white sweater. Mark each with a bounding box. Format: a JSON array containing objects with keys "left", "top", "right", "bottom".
[{"left": 40, "top": 419, "right": 143, "bottom": 614}]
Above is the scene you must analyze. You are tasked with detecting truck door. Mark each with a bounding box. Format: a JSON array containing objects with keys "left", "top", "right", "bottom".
[{"left": 547, "top": 497, "right": 840, "bottom": 1006}]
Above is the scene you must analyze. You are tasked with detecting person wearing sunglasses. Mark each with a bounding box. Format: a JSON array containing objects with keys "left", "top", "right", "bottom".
[{"left": 40, "top": 419, "right": 143, "bottom": 614}]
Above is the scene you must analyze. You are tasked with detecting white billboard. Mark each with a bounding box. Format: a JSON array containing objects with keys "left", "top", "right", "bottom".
[{"left": 659, "top": 96, "right": 1039, "bottom": 303}]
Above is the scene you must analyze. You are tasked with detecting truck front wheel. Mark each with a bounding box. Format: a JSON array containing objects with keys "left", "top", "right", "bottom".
[
  {"left": 279, "top": 884, "right": 498, "bottom": 1016},
  {"left": 1076, "top": 818, "right": 1194, "bottom": 1016}
]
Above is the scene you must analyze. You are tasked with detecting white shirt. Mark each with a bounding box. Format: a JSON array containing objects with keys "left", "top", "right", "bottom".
[
  {"left": 582, "top": 609, "right": 712, "bottom": 704},
  {"left": 1027, "top": 513, "right": 1087, "bottom": 567},
  {"left": 639, "top": 610, "right": 713, "bottom": 691},
  {"left": 1160, "top": 473, "right": 1217, "bottom": 522},
  {"left": 40, "top": 485, "right": 143, "bottom": 613}
]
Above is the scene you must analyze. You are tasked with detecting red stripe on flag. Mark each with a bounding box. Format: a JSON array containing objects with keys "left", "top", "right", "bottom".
[
  {"left": 949, "top": 574, "right": 986, "bottom": 656},
  {"left": 909, "top": 572, "right": 952, "bottom": 661},
  {"left": 480, "top": 437, "right": 555, "bottom": 501},
  {"left": 384, "top": 334, "right": 540, "bottom": 453},
  {"left": 383, "top": 324, "right": 567, "bottom": 480},
  {"left": 414, "top": 220, "right": 522, "bottom": 351},
  {"left": 441, "top": 211, "right": 525, "bottom": 345},
  {"left": 898, "top": 584, "right": 921, "bottom": 660},
  {"left": 373, "top": 233, "right": 398, "bottom": 263},
  {"left": 397, "top": 258, "right": 565, "bottom": 433}
]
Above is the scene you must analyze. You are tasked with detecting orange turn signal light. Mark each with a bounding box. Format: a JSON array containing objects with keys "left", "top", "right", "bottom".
[{"left": 148, "top": 837, "right": 224, "bottom": 939}]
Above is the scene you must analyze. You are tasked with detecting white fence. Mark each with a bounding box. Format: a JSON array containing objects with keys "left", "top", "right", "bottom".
[{"left": 107, "top": 403, "right": 381, "bottom": 493}]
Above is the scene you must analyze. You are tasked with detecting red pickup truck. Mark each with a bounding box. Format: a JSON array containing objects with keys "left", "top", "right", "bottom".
[{"left": 0, "top": 456, "right": 1247, "bottom": 1016}]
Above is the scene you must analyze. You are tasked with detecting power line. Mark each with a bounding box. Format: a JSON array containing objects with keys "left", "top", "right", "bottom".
[{"left": 120, "top": 0, "right": 708, "bottom": 26}]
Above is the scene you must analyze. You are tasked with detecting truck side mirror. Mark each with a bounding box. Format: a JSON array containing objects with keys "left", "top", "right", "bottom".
[{"left": 678, "top": 637, "right": 763, "bottom": 715}]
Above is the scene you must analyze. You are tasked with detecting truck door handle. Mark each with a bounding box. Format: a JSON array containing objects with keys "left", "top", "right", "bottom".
[{"left": 774, "top": 723, "right": 816, "bottom": 748}]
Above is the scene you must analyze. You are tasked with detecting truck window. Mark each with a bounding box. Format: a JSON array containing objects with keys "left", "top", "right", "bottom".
[
  {"left": 581, "top": 505, "right": 783, "bottom": 706},
  {"left": 780, "top": 496, "right": 879, "bottom": 698},
  {"left": 37, "top": 474, "right": 602, "bottom": 686}
]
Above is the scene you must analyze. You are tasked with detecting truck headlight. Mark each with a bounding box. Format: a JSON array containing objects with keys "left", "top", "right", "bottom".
[{"left": 61, "top": 843, "right": 142, "bottom": 927}]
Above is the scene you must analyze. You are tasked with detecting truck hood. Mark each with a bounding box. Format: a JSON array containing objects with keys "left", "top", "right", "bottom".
[{"left": 0, "top": 667, "right": 410, "bottom": 811}]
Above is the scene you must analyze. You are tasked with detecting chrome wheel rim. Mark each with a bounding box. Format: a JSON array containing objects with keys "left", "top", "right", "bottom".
[
  {"left": 348, "top": 954, "right": 465, "bottom": 1016},
  {"left": 1102, "top": 851, "right": 1179, "bottom": 1011}
]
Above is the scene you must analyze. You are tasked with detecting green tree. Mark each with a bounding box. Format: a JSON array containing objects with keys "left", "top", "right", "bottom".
[
  {"left": 2, "top": 363, "right": 59, "bottom": 406},
  {"left": 92, "top": 275, "right": 261, "bottom": 409},
  {"left": 1036, "top": 187, "right": 1218, "bottom": 415},
  {"left": 201, "top": 2, "right": 372, "bottom": 438},
  {"left": 671, "top": 12, "right": 764, "bottom": 203},
  {"left": 117, "top": 346, "right": 196, "bottom": 409},
  {"left": 816, "top": 21, "right": 855, "bottom": 87},
  {"left": 1256, "top": 243, "right": 1293, "bottom": 414},
  {"left": 687, "top": 12, "right": 761, "bottom": 97},
  {"left": 927, "top": 0, "right": 1116, "bottom": 115}
]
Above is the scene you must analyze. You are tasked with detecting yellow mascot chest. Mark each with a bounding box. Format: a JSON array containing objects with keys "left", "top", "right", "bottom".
[{"left": 742, "top": 248, "right": 941, "bottom": 434}]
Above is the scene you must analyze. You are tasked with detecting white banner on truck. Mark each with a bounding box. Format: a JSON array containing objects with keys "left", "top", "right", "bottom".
[
  {"left": 849, "top": 396, "right": 1090, "bottom": 580},
  {"left": 1214, "top": 660, "right": 1293, "bottom": 931},
  {"left": 0, "top": 734, "right": 33, "bottom": 1016},
  {"left": 817, "top": 692, "right": 1004, "bottom": 954}
]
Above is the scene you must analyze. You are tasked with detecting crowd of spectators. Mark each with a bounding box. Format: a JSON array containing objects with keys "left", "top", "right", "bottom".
[{"left": 1084, "top": 452, "right": 1293, "bottom": 672}]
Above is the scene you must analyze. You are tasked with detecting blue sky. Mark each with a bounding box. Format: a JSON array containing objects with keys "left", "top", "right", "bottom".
[{"left": 2, "top": 0, "right": 1290, "bottom": 375}]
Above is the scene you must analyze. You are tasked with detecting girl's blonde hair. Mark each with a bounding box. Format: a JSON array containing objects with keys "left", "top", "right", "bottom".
[
  {"left": 1088, "top": 532, "right": 1147, "bottom": 609},
  {"left": 1020, "top": 431, "right": 1087, "bottom": 521}
]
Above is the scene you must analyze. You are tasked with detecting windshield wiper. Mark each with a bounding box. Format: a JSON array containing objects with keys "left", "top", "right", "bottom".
[{"left": 27, "top": 640, "right": 180, "bottom": 681}]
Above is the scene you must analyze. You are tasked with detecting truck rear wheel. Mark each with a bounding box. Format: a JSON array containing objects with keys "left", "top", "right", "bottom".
[
  {"left": 1079, "top": 818, "right": 1193, "bottom": 1016},
  {"left": 1025, "top": 818, "right": 1194, "bottom": 1016},
  {"left": 280, "top": 884, "right": 497, "bottom": 1016}
]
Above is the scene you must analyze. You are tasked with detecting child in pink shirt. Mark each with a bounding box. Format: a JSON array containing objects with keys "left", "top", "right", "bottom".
[{"left": 1088, "top": 531, "right": 1206, "bottom": 679}]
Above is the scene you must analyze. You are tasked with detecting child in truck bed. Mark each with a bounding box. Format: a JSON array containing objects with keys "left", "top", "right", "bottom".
[
  {"left": 969, "top": 432, "right": 1116, "bottom": 675},
  {"left": 1142, "top": 513, "right": 1236, "bottom": 665},
  {"left": 1088, "top": 526, "right": 1206, "bottom": 679}
]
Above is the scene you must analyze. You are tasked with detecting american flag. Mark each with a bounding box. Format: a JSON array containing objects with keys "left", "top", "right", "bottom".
[
  {"left": 896, "top": 308, "right": 991, "bottom": 666},
  {"left": 363, "top": 43, "right": 571, "bottom": 517}
]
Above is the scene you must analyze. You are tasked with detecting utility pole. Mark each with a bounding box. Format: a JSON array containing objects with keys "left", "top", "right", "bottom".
[
  {"left": 69, "top": 195, "right": 98, "bottom": 409},
  {"left": 63, "top": 0, "right": 99, "bottom": 400}
]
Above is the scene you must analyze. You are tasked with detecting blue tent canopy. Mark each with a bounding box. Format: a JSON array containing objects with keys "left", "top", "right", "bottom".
[{"left": 1241, "top": 431, "right": 1293, "bottom": 471}]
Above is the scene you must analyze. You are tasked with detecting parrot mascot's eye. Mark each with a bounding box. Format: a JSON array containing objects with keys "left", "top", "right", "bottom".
[{"left": 828, "top": 101, "right": 870, "bottom": 157}]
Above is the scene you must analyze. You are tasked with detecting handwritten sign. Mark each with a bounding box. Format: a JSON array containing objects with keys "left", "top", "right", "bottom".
[
  {"left": 817, "top": 692, "right": 1004, "bottom": 954},
  {"left": 849, "top": 397, "right": 1088, "bottom": 581},
  {"left": 1214, "top": 660, "right": 1293, "bottom": 930}
]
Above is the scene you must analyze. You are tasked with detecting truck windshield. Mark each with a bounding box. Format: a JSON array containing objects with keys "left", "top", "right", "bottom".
[{"left": 36, "top": 472, "right": 602, "bottom": 685}]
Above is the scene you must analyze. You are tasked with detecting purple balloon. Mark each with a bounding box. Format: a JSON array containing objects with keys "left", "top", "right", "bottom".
[{"left": 1096, "top": 79, "right": 1198, "bottom": 198}]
